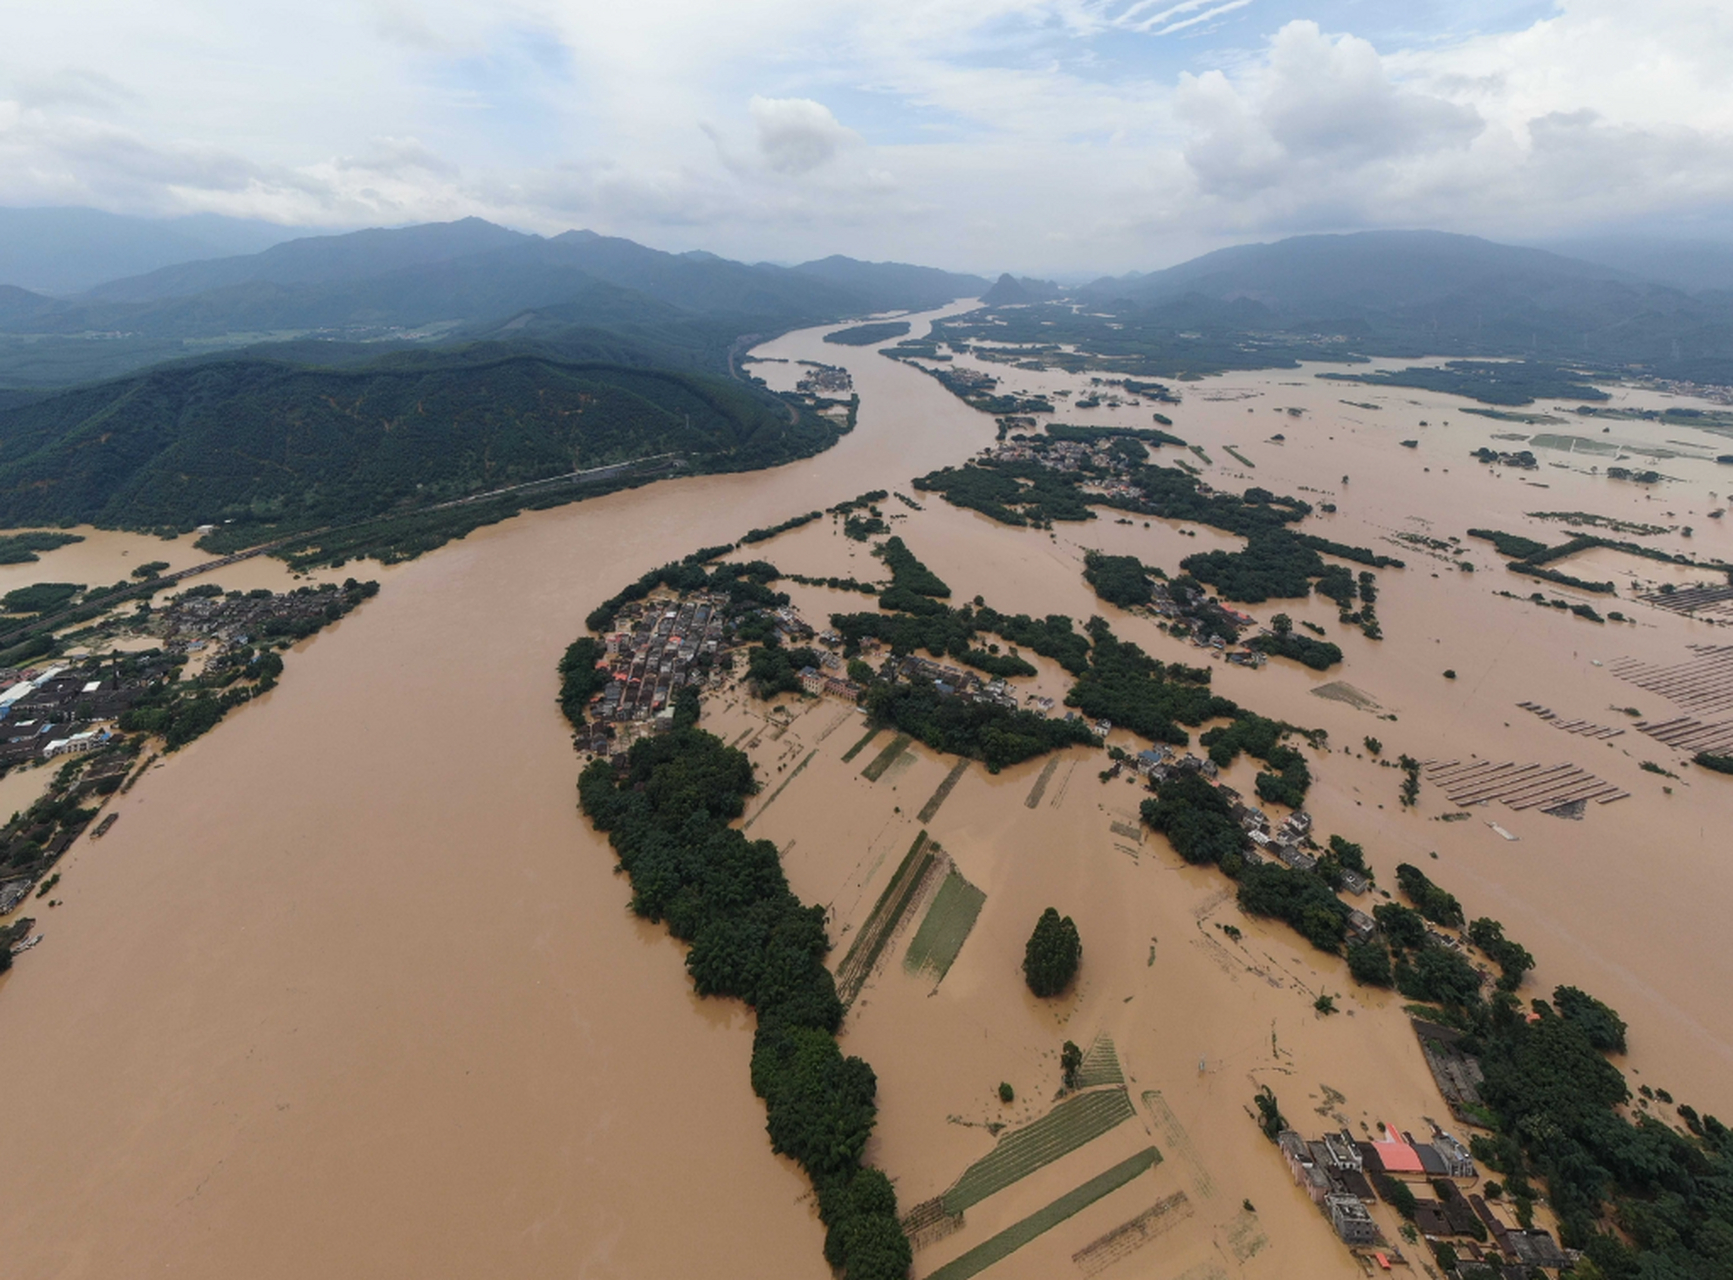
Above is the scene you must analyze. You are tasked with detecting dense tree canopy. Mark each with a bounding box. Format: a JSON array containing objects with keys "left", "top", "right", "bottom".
[{"left": 1023, "top": 908, "right": 1081, "bottom": 997}]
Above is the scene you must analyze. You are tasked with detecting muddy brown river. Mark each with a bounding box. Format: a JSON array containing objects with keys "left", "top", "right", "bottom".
[{"left": 1, "top": 302, "right": 1729, "bottom": 1278}]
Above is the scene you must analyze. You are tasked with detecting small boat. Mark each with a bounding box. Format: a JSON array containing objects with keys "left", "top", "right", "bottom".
[{"left": 10, "top": 934, "right": 43, "bottom": 955}]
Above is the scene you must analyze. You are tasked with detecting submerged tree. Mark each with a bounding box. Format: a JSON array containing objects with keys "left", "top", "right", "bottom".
[
  {"left": 1060, "top": 1040, "right": 1083, "bottom": 1091},
  {"left": 1023, "top": 907, "right": 1081, "bottom": 997}
]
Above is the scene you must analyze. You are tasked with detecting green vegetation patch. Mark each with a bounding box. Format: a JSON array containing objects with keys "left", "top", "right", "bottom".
[
  {"left": 835, "top": 831, "right": 938, "bottom": 1008},
  {"left": 902, "top": 868, "right": 986, "bottom": 983},
  {"left": 1249, "top": 616, "right": 1344, "bottom": 671},
  {"left": 912, "top": 459, "right": 1096, "bottom": 527},
  {"left": 1183, "top": 529, "right": 1379, "bottom": 604},
  {"left": 1044, "top": 423, "right": 1184, "bottom": 447},
  {"left": 860, "top": 732, "right": 915, "bottom": 781},
  {"left": 1696, "top": 752, "right": 1733, "bottom": 775},
  {"left": 929, "top": 1147, "right": 1161, "bottom": 1280},
  {"left": 1083, "top": 550, "right": 1157, "bottom": 608},
  {"left": 0, "top": 354, "right": 840, "bottom": 568},
  {"left": 1462, "top": 407, "right": 1566, "bottom": 425},
  {"left": 741, "top": 510, "right": 821, "bottom": 544},
  {"left": 0, "top": 582, "right": 82, "bottom": 614},
  {"left": 942, "top": 1090, "right": 1142, "bottom": 1216},
  {"left": 1470, "top": 528, "right": 1552, "bottom": 560},
  {"left": 917, "top": 759, "right": 970, "bottom": 824},
  {"left": 864, "top": 681, "right": 1097, "bottom": 773},
  {"left": 1067, "top": 619, "right": 1234, "bottom": 746},
  {"left": 824, "top": 321, "right": 912, "bottom": 346},
  {"left": 876, "top": 535, "right": 951, "bottom": 600},
  {"left": 0, "top": 532, "right": 82, "bottom": 565},
  {"left": 841, "top": 726, "right": 882, "bottom": 763},
  {"left": 1319, "top": 361, "right": 1611, "bottom": 406},
  {"left": 1074, "top": 1036, "right": 1125, "bottom": 1090}
]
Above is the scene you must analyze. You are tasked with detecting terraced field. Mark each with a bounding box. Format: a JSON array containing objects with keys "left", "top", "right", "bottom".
[
  {"left": 1074, "top": 1036, "right": 1125, "bottom": 1089},
  {"left": 925, "top": 1148, "right": 1163, "bottom": 1280},
  {"left": 903, "top": 868, "right": 986, "bottom": 984},
  {"left": 942, "top": 1087, "right": 1141, "bottom": 1215}
]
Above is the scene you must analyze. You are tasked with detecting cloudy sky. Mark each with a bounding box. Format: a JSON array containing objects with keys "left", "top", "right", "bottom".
[{"left": 4, "top": 0, "right": 1732, "bottom": 273}]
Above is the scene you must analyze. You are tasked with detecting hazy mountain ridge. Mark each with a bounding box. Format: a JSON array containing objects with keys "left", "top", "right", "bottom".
[
  {"left": 0, "top": 220, "right": 996, "bottom": 388},
  {"left": 1067, "top": 230, "right": 1733, "bottom": 377},
  {"left": 0, "top": 207, "right": 300, "bottom": 296}
]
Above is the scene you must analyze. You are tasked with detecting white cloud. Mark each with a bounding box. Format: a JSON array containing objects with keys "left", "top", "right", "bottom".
[
  {"left": 2, "top": 0, "right": 1733, "bottom": 271},
  {"left": 748, "top": 96, "right": 858, "bottom": 175}
]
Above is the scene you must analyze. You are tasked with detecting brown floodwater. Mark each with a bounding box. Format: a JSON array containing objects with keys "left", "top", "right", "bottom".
[
  {"left": 0, "top": 304, "right": 1002, "bottom": 1280},
  {"left": 2, "top": 303, "right": 1729, "bottom": 1278}
]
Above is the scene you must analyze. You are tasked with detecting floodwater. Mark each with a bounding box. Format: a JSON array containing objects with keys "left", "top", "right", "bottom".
[
  {"left": 0, "top": 303, "right": 994, "bottom": 1280},
  {"left": 2, "top": 302, "right": 1731, "bottom": 1278}
]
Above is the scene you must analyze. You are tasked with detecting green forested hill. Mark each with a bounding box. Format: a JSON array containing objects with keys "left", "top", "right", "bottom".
[{"left": 0, "top": 351, "right": 828, "bottom": 537}]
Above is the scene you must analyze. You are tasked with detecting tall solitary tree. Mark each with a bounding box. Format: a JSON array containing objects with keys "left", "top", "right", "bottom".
[{"left": 1023, "top": 907, "right": 1081, "bottom": 997}]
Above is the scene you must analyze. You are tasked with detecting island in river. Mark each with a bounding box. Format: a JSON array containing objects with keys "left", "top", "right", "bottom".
[{"left": 0, "top": 301, "right": 1729, "bottom": 1278}]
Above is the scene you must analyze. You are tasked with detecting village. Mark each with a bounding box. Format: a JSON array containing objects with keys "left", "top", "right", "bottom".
[
  {"left": 0, "top": 579, "right": 380, "bottom": 953},
  {"left": 572, "top": 572, "right": 1586, "bottom": 1280}
]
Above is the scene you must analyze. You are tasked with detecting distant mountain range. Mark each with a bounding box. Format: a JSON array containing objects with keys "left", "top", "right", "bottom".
[
  {"left": 1070, "top": 230, "right": 1733, "bottom": 378},
  {"left": 0, "top": 207, "right": 300, "bottom": 296},
  {"left": 0, "top": 218, "right": 991, "bottom": 389},
  {"left": 6, "top": 214, "right": 1733, "bottom": 554}
]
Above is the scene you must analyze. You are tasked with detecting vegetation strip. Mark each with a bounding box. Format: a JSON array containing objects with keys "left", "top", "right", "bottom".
[
  {"left": 1024, "top": 758, "right": 1060, "bottom": 808},
  {"left": 572, "top": 686, "right": 910, "bottom": 1280},
  {"left": 834, "top": 832, "right": 939, "bottom": 1009},
  {"left": 860, "top": 732, "right": 914, "bottom": 781},
  {"left": 902, "top": 869, "right": 986, "bottom": 983},
  {"left": 916, "top": 759, "right": 970, "bottom": 823},
  {"left": 941, "top": 1088, "right": 1141, "bottom": 1215},
  {"left": 1071, "top": 1192, "right": 1194, "bottom": 1277},
  {"left": 840, "top": 726, "right": 883, "bottom": 763},
  {"left": 742, "top": 749, "right": 817, "bottom": 831},
  {"left": 926, "top": 1148, "right": 1161, "bottom": 1280},
  {"left": 1074, "top": 1036, "right": 1125, "bottom": 1089}
]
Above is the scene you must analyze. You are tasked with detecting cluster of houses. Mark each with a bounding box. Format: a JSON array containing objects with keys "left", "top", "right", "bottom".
[
  {"left": 794, "top": 363, "right": 852, "bottom": 396},
  {"left": 0, "top": 666, "right": 137, "bottom": 768},
  {"left": 148, "top": 584, "right": 357, "bottom": 646},
  {"left": 597, "top": 595, "right": 729, "bottom": 725},
  {"left": 1277, "top": 1124, "right": 1572, "bottom": 1273},
  {"left": 798, "top": 665, "right": 864, "bottom": 701},
  {"left": 984, "top": 437, "right": 1125, "bottom": 474}
]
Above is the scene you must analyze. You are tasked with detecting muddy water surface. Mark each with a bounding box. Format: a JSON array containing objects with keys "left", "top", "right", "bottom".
[
  {"left": 0, "top": 306, "right": 991, "bottom": 1280},
  {"left": 4, "top": 305, "right": 1732, "bottom": 1279}
]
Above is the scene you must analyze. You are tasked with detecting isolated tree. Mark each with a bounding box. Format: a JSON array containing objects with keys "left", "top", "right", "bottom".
[
  {"left": 1023, "top": 907, "right": 1081, "bottom": 997},
  {"left": 1060, "top": 1040, "right": 1083, "bottom": 1090}
]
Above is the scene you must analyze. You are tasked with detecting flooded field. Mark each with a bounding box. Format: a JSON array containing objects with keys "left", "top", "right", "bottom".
[{"left": 2, "top": 301, "right": 1730, "bottom": 1278}]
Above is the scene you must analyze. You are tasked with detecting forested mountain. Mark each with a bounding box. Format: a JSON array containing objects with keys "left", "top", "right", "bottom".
[
  {"left": 0, "top": 349, "right": 826, "bottom": 535},
  {"left": 82, "top": 217, "right": 530, "bottom": 302},
  {"left": 0, "top": 219, "right": 992, "bottom": 389},
  {"left": 2, "top": 227, "right": 860, "bottom": 340},
  {"left": 1069, "top": 230, "right": 1733, "bottom": 379}
]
